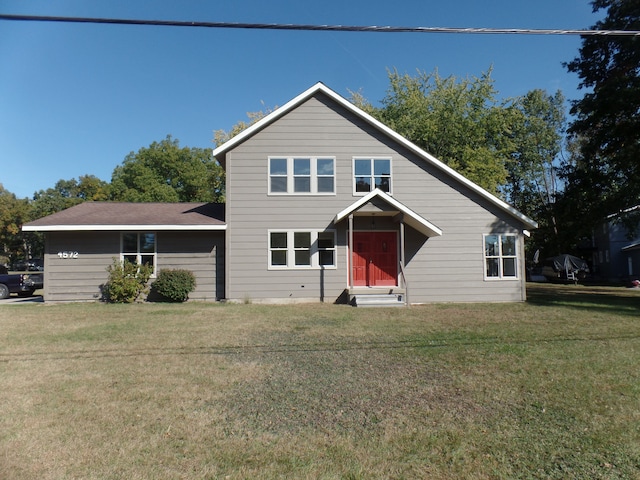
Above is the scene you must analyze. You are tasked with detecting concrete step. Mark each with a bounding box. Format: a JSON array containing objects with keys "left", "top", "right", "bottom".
[{"left": 352, "top": 294, "right": 405, "bottom": 307}]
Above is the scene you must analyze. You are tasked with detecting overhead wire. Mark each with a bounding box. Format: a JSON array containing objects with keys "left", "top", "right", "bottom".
[{"left": 1, "top": 13, "right": 639, "bottom": 36}]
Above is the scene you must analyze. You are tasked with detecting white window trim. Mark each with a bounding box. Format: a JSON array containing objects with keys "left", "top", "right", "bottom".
[
  {"left": 352, "top": 157, "right": 393, "bottom": 196},
  {"left": 483, "top": 233, "right": 519, "bottom": 281},
  {"left": 268, "top": 156, "right": 336, "bottom": 195},
  {"left": 120, "top": 232, "right": 157, "bottom": 277},
  {"left": 268, "top": 229, "right": 337, "bottom": 270}
]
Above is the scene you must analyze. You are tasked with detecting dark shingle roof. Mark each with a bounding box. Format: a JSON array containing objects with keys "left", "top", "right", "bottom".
[{"left": 22, "top": 202, "right": 225, "bottom": 231}]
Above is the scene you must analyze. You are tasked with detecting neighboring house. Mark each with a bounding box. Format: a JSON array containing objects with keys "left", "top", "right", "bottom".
[
  {"left": 23, "top": 82, "right": 537, "bottom": 304},
  {"left": 590, "top": 206, "right": 640, "bottom": 283}
]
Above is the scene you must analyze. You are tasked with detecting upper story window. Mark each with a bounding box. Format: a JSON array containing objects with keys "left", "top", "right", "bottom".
[
  {"left": 353, "top": 158, "right": 392, "bottom": 195},
  {"left": 484, "top": 234, "right": 518, "bottom": 280},
  {"left": 269, "top": 157, "right": 335, "bottom": 195},
  {"left": 122, "top": 232, "right": 157, "bottom": 276}
]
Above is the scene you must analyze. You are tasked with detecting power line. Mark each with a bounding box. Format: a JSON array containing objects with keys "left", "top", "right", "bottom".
[{"left": 1, "top": 13, "right": 639, "bottom": 36}]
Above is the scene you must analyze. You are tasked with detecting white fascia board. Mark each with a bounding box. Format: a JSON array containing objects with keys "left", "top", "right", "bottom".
[
  {"left": 335, "top": 189, "right": 443, "bottom": 237},
  {"left": 22, "top": 224, "right": 227, "bottom": 232}
]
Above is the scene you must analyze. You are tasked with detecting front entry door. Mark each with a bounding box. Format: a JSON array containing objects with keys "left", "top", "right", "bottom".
[{"left": 352, "top": 231, "right": 398, "bottom": 287}]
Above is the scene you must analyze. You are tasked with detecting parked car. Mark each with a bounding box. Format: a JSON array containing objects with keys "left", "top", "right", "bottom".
[
  {"left": 0, "top": 265, "right": 37, "bottom": 299},
  {"left": 11, "top": 258, "right": 44, "bottom": 271}
]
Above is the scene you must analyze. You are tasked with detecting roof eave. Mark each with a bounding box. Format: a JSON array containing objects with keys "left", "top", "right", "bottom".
[{"left": 22, "top": 224, "right": 227, "bottom": 232}]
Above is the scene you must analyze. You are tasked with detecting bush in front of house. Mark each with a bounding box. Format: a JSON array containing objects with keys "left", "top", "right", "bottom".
[
  {"left": 103, "top": 259, "right": 153, "bottom": 303},
  {"left": 150, "top": 269, "right": 196, "bottom": 302}
]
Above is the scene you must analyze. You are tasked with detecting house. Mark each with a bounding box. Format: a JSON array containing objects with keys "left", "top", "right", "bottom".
[
  {"left": 590, "top": 205, "right": 640, "bottom": 283},
  {"left": 23, "top": 82, "right": 538, "bottom": 304}
]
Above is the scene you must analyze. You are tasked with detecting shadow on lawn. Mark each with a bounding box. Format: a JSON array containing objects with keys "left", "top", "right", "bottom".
[{"left": 526, "top": 282, "right": 640, "bottom": 317}]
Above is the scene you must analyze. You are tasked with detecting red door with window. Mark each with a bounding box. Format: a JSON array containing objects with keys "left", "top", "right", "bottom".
[{"left": 352, "top": 231, "right": 398, "bottom": 287}]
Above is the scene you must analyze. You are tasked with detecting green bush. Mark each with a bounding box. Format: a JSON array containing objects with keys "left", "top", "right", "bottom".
[
  {"left": 102, "top": 259, "right": 152, "bottom": 303},
  {"left": 150, "top": 269, "right": 196, "bottom": 302}
]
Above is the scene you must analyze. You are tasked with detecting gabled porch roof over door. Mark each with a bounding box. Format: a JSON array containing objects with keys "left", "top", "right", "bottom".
[
  {"left": 334, "top": 189, "right": 442, "bottom": 301},
  {"left": 334, "top": 189, "right": 442, "bottom": 238}
]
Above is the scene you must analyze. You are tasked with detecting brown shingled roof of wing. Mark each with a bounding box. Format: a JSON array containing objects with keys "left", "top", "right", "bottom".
[{"left": 23, "top": 202, "right": 225, "bottom": 228}]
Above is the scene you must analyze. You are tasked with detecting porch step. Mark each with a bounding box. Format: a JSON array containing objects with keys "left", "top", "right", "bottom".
[{"left": 351, "top": 293, "right": 405, "bottom": 307}]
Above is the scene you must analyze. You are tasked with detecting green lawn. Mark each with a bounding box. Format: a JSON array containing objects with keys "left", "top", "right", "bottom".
[{"left": 1, "top": 284, "right": 639, "bottom": 479}]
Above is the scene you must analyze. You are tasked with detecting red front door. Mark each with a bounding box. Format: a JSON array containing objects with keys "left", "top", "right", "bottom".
[{"left": 352, "top": 231, "right": 398, "bottom": 287}]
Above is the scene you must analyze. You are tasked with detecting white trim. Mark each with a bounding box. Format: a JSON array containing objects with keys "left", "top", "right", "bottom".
[
  {"left": 121, "top": 231, "right": 158, "bottom": 277},
  {"left": 335, "top": 189, "right": 443, "bottom": 238},
  {"left": 22, "top": 224, "right": 227, "bottom": 232},
  {"left": 483, "top": 233, "right": 520, "bottom": 281},
  {"left": 268, "top": 229, "right": 337, "bottom": 270},
  {"left": 213, "top": 82, "right": 538, "bottom": 230},
  {"left": 267, "top": 156, "right": 336, "bottom": 195},
  {"left": 352, "top": 156, "right": 393, "bottom": 196}
]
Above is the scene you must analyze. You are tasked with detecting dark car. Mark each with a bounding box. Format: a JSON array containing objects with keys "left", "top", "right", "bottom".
[{"left": 12, "top": 258, "right": 44, "bottom": 272}]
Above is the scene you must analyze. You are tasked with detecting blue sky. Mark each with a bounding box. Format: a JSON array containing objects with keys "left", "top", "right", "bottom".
[{"left": 1, "top": 0, "right": 603, "bottom": 199}]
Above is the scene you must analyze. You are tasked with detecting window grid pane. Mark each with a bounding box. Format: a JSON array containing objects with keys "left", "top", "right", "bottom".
[
  {"left": 484, "top": 234, "right": 518, "bottom": 279},
  {"left": 295, "top": 250, "right": 311, "bottom": 266},
  {"left": 269, "top": 230, "right": 336, "bottom": 269},
  {"left": 121, "top": 233, "right": 156, "bottom": 276},
  {"left": 354, "top": 158, "right": 391, "bottom": 194},
  {"left": 270, "top": 232, "right": 288, "bottom": 267},
  {"left": 271, "top": 250, "right": 287, "bottom": 266},
  {"left": 270, "top": 157, "right": 335, "bottom": 195},
  {"left": 122, "top": 233, "right": 138, "bottom": 253}
]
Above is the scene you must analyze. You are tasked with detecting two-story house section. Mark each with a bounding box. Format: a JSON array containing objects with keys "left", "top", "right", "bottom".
[{"left": 213, "top": 82, "right": 538, "bottom": 305}]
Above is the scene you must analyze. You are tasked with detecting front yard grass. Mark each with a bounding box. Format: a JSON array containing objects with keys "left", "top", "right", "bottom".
[{"left": 1, "top": 283, "right": 639, "bottom": 479}]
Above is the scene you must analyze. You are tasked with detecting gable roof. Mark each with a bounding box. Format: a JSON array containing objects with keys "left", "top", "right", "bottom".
[
  {"left": 213, "top": 82, "right": 537, "bottom": 230},
  {"left": 22, "top": 202, "right": 226, "bottom": 232},
  {"left": 335, "top": 189, "right": 442, "bottom": 237}
]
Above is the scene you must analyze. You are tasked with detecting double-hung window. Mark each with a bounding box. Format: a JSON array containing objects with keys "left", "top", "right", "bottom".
[
  {"left": 269, "top": 230, "right": 337, "bottom": 269},
  {"left": 484, "top": 234, "right": 518, "bottom": 279},
  {"left": 353, "top": 157, "right": 392, "bottom": 194},
  {"left": 122, "top": 232, "right": 157, "bottom": 276},
  {"left": 269, "top": 157, "right": 335, "bottom": 194}
]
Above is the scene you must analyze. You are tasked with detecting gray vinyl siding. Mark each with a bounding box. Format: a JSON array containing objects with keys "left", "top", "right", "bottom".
[
  {"left": 156, "top": 231, "right": 224, "bottom": 301},
  {"left": 43, "top": 231, "right": 224, "bottom": 302},
  {"left": 44, "top": 231, "right": 119, "bottom": 302},
  {"left": 225, "top": 93, "right": 529, "bottom": 303}
]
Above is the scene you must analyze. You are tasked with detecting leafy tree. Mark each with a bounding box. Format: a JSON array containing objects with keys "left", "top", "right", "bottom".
[
  {"left": 31, "top": 175, "right": 110, "bottom": 220},
  {"left": 213, "top": 109, "right": 271, "bottom": 147},
  {"left": 353, "top": 68, "right": 514, "bottom": 194},
  {"left": 506, "top": 89, "right": 567, "bottom": 254},
  {"left": 0, "top": 185, "right": 31, "bottom": 262},
  {"left": 564, "top": 0, "right": 640, "bottom": 230},
  {"left": 110, "top": 135, "right": 225, "bottom": 202}
]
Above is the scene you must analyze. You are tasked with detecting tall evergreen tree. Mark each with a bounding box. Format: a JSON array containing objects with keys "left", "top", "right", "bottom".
[{"left": 564, "top": 0, "right": 640, "bottom": 230}]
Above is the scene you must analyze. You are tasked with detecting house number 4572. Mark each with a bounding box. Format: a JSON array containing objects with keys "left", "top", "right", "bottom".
[{"left": 58, "top": 251, "right": 79, "bottom": 259}]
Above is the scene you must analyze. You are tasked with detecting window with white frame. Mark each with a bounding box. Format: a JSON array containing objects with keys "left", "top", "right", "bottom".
[
  {"left": 268, "top": 157, "right": 335, "bottom": 194},
  {"left": 353, "top": 157, "right": 391, "bottom": 194},
  {"left": 269, "top": 230, "right": 336, "bottom": 269},
  {"left": 484, "top": 234, "right": 518, "bottom": 279},
  {"left": 122, "top": 232, "right": 157, "bottom": 276}
]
